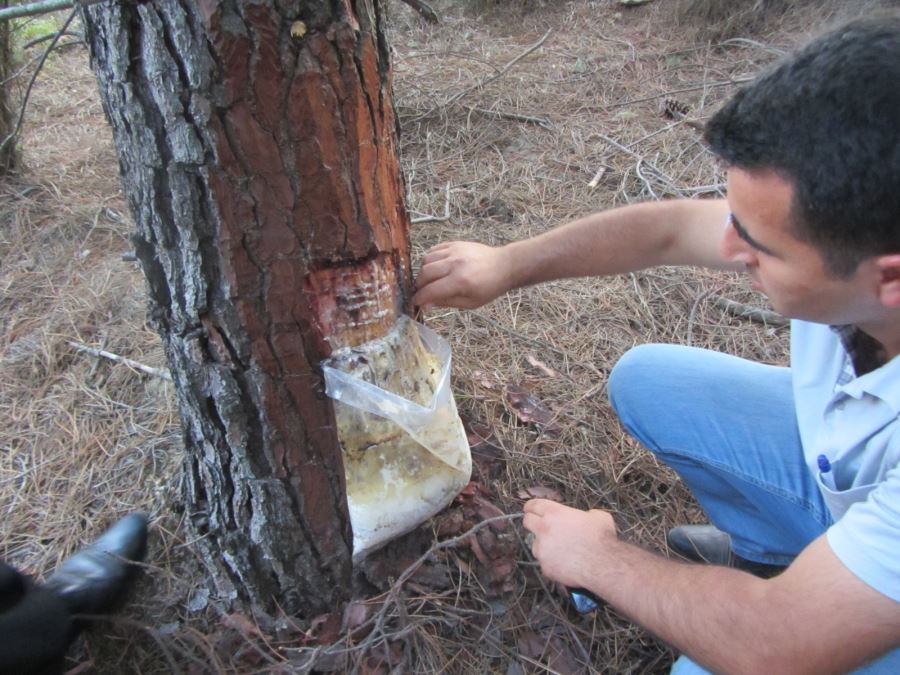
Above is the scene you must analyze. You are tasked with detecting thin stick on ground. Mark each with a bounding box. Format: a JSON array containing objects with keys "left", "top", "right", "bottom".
[
  {"left": 411, "top": 182, "right": 451, "bottom": 224},
  {"left": 467, "top": 106, "right": 554, "bottom": 130},
  {"left": 713, "top": 296, "right": 788, "bottom": 327},
  {"left": 410, "top": 29, "right": 552, "bottom": 123},
  {"left": 66, "top": 340, "right": 173, "bottom": 381}
]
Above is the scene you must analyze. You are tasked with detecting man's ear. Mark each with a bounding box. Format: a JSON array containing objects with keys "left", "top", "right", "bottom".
[{"left": 876, "top": 255, "right": 900, "bottom": 308}]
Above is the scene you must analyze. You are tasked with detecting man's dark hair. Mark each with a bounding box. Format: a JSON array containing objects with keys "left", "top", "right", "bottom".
[{"left": 705, "top": 14, "right": 900, "bottom": 277}]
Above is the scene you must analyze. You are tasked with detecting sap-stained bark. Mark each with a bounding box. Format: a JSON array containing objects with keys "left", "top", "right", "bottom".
[{"left": 83, "top": 0, "right": 411, "bottom": 617}]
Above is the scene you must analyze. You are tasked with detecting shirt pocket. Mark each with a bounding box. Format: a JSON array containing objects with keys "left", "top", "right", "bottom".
[{"left": 815, "top": 472, "right": 877, "bottom": 521}]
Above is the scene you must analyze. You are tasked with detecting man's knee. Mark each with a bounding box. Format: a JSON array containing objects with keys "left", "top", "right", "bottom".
[{"left": 608, "top": 343, "right": 674, "bottom": 420}]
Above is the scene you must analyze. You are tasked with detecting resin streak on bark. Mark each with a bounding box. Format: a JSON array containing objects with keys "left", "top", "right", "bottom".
[{"left": 82, "top": 0, "right": 411, "bottom": 617}]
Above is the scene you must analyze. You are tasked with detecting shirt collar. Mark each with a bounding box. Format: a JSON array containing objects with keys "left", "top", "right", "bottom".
[{"left": 839, "top": 359, "right": 900, "bottom": 412}]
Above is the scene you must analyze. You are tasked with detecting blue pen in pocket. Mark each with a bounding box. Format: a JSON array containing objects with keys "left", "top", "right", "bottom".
[
  {"left": 817, "top": 454, "right": 836, "bottom": 491},
  {"left": 569, "top": 587, "right": 601, "bottom": 613}
]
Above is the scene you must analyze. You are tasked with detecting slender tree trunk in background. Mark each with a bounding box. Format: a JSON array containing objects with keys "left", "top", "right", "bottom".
[
  {"left": 82, "top": 0, "right": 412, "bottom": 617},
  {"left": 0, "top": 0, "right": 18, "bottom": 174}
]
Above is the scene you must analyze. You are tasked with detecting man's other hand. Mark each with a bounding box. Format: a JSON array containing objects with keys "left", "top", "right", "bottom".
[
  {"left": 522, "top": 499, "right": 617, "bottom": 589},
  {"left": 413, "top": 241, "right": 512, "bottom": 310}
]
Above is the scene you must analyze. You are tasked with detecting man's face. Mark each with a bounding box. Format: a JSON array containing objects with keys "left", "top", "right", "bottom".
[{"left": 719, "top": 168, "right": 880, "bottom": 325}]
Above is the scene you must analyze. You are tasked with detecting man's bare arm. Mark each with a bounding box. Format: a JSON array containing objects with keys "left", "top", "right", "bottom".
[
  {"left": 414, "top": 199, "right": 736, "bottom": 309},
  {"left": 524, "top": 500, "right": 900, "bottom": 675}
]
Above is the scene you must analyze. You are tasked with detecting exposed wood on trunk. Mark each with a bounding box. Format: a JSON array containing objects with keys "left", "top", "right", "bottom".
[{"left": 82, "top": 0, "right": 412, "bottom": 617}]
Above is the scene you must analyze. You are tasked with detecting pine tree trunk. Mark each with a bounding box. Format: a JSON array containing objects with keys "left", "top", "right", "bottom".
[
  {"left": 82, "top": 0, "right": 412, "bottom": 618},
  {"left": 0, "top": 0, "right": 18, "bottom": 174}
]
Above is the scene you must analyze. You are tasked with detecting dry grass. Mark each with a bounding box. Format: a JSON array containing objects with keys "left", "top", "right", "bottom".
[{"left": 0, "top": 0, "right": 879, "bottom": 672}]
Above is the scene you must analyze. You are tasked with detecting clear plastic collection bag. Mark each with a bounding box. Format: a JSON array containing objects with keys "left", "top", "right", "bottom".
[{"left": 322, "top": 316, "right": 472, "bottom": 559}]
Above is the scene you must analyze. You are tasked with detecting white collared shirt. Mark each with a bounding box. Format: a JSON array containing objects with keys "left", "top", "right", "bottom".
[{"left": 791, "top": 320, "right": 900, "bottom": 601}]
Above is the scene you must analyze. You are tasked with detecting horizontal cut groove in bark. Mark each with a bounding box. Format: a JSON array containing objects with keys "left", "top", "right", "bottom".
[{"left": 305, "top": 253, "right": 402, "bottom": 351}]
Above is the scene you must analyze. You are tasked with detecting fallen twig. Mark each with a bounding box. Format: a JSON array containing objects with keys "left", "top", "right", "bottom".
[
  {"left": 23, "top": 30, "right": 82, "bottom": 50},
  {"left": 594, "top": 132, "right": 685, "bottom": 197},
  {"left": 357, "top": 513, "right": 523, "bottom": 651},
  {"left": 67, "top": 340, "right": 173, "bottom": 381},
  {"left": 398, "top": 0, "right": 439, "bottom": 23},
  {"left": 411, "top": 29, "right": 552, "bottom": 123},
  {"left": 686, "top": 287, "right": 717, "bottom": 347},
  {"left": 720, "top": 37, "right": 787, "bottom": 57},
  {"left": 713, "top": 296, "right": 788, "bottom": 327},
  {"left": 587, "top": 165, "right": 608, "bottom": 189},
  {"left": 410, "top": 182, "right": 451, "bottom": 224},
  {"left": 604, "top": 76, "right": 754, "bottom": 111},
  {"left": 467, "top": 106, "right": 553, "bottom": 130}
]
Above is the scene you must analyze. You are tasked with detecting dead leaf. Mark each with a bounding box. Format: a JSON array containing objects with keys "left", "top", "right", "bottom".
[
  {"left": 517, "top": 486, "right": 563, "bottom": 502},
  {"left": 487, "top": 557, "right": 516, "bottom": 584},
  {"left": 435, "top": 509, "right": 467, "bottom": 536},
  {"left": 472, "top": 369, "right": 498, "bottom": 389},
  {"left": 516, "top": 627, "right": 582, "bottom": 675},
  {"left": 342, "top": 600, "right": 372, "bottom": 639},
  {"left": 468, "top": 533, "right": 490, "bottom": 565},
  {"left": 517, "top": 629, "right": 546, "bottom": 660},
  {"left": 525, "top": 354, "right": 559, "bottom": 378},
  {"left": 465, "top": 419, "right": 493, "bottom": 447},
  {"left": 221, "top": 613, "right": 261, "bottom": 639},
  {"left": 545, "top": 635, "right": 582, "bottom": 675},
  {"left": 307, "top": 612, "right": 342, "bottom": 645},
  {"left": 361, "top": 640, "right": 404, "bottom": 674},
  {"left": 458, "top": 481, "right": 479, "bottom": 497},
  {"left": 463, "top": 418, "right": 506, "bottom": 477},
  {"left": 453, "top": 552, "right": 472, "bottom": 575},
  {"left": 474, "top": 495, "right": 507, "bottom": 529},
  {"left": 411, "top": 561, "right": 451, "bottom": 589},
  {"left": 506, "top": 383, "right": 554, "bottom": 427}
]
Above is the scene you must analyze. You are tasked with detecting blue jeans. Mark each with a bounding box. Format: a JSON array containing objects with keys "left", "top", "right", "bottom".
[{"left": 608, "top": 344, "right": 899, "bottom": 674}]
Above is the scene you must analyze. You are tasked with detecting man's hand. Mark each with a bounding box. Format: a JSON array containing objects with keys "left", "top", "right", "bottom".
[
  {"left": 413, "top": 241, "right": 513, "bottom": 310},
  {"left": 522, "top": 499, "right": 618, "bottom": 589}
]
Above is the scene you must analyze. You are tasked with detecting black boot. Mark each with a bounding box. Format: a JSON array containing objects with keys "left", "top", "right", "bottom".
[
  {"left": 667, "top": 525, "right": 787, "bottom": 578},
  {"left": 43, "top": 513, "right": 148, "bottom": 616}
]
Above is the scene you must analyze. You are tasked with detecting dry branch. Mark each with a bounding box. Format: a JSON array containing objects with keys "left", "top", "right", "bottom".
[
  {"left": 587, "top": 165, "right": 608, "bottom": 189},
  {"left": 23, "top": 30, "right": 81, "bottom": 50},
  {"left": 0, "top": 0, "right": 101, "bottom": 22},
  {"left": 410, "top": 182, "right": 451, "bottom": 223},
  {"left": 467, "top": 106, "right": 553, "bottom": 130},
  {"left": 410, "top": 29, "right": 552, "bottom": 123},
  {"left": 398, "top": 0, "right": 439, "bottom": 23},
  {"left": 605, "top": 76, "right": 754, "bottom": 110},
  {"left": 713, "top": 296, "right": 788, "bottom": 327},
  {"left": 0, "top": 7, "right": 77, "bottom": 160},
  {"left": 67, "top": 340, "right": 173, "bottom": 380}
]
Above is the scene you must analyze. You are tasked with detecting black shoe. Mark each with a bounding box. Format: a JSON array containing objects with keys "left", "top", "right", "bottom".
[
  {"left": 667, "top": 525, "right": 786, "bottom": 578},
  {"left": 44, "top": 513, "right": 148, "bottom": 616}
]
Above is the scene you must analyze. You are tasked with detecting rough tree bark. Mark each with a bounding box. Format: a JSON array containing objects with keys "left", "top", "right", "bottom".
[
  {"left": 82, "top": 0, "right": 412, "bottom": 617},
  {"left": 0, "top": 0, "right": 18, "bottom": 174}
]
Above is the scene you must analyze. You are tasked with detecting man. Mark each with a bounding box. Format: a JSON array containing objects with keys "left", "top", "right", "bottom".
[
  {"left": 413, "top": 15, "right": 900, "bottom": 674},
  {"left": 0, "top": 513, "right": 148, "bottom": 674}
]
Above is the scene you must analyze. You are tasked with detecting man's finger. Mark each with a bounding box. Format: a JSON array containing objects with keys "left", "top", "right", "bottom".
[
  {"left": 523, "top": 498, "right": 548, "bottom": 515},
  {"left": 414, "top": 259, "right": 452, "bottom": 291},
  {"left": 420, "top": 244, "right": 454, "bottom": 265},
  {"left": 412, "top": 276, "right": 463, "bottom": 309}
]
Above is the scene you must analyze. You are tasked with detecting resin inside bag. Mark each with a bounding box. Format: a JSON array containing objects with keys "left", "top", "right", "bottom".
[{"left": 322, "top": 316, "right": 472, "bottom": 559}]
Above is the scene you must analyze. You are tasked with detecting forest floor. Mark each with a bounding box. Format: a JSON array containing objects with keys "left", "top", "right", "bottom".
[{"left": 0, "top": 0, "right": 885, "bottom": 672}]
